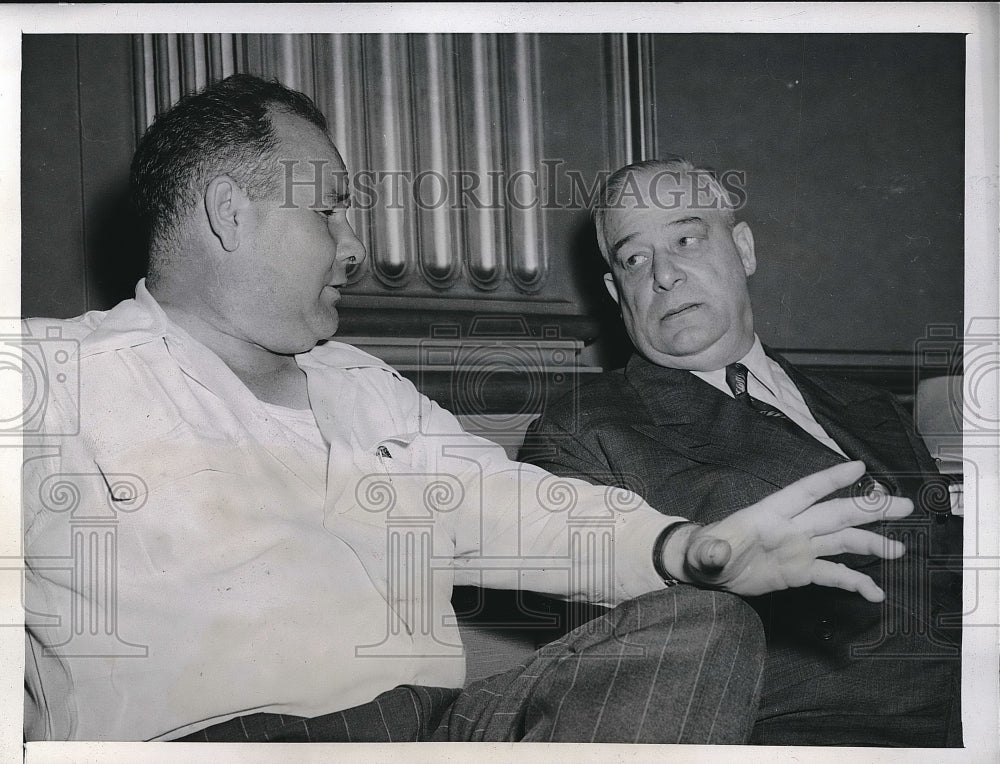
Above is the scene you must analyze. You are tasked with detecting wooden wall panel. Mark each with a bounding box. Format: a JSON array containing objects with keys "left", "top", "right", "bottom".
[
  {"left": 644, "top": 33, "right": 964, "bottom": 358},
  {"left": 21, "top": 33, "right": 965, "bottom": 400},
  {"left": 77, "top": 35, "right": 143, "bottom": 311},
  {"left": 22, "top": 35, "right": 140, "bottom": 319},
  {"left": 21, "top": 35, "right": 87, "bottom": 318},
  {"left": 128, "top": 33, "right": 626, "bottom": 341}
]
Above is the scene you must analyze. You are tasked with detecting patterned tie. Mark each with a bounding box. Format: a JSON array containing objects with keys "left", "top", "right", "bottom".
[
  {"left": 725, "top": 363, "right": 790, "bottom": 419},
  {"left": 724, "top": 363, "right": 885, "bottom": 495}
]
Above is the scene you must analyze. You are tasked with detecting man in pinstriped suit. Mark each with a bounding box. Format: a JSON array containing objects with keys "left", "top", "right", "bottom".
[{"left": 521, "top": 157, "right": 963, "bottom": 746}]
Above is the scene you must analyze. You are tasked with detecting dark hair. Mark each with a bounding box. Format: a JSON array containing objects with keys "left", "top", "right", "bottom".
[{"left": 130, "top": 74, "right": 328, "bottom": 249}]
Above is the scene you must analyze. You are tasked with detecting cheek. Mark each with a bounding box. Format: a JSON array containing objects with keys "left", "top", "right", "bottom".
[
  {"left": 619, "top": 292, "right": 655, "bottom": 336},
  {"left": 616, "top": 285, "right": 643, "bottom": 315},
  {"left": 718, "top": 270, "right": 751, "bottom": 309}
]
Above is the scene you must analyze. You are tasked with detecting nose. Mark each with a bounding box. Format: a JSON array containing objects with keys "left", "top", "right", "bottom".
[
  {"left": 330, "top": 216, "right": 368, "bottom": 273},
  {"left": 651, "top": 250, "right": 684, "bottom": 292}
]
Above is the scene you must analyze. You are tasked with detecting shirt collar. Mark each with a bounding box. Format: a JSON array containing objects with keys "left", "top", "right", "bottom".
[
  {"left": 690, "top": 335, "right": 777, "bottom": 396},
  {"left": 78, "top": 279, "right": 170, "bottom": 358},
  {"left": 80, "top": 279, "right": 400, "bottom": 376},
  {"left": 739, "top": 336, "right": 778, "bottom": 397}
]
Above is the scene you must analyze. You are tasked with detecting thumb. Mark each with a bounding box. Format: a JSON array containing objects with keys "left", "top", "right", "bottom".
[{"left": 687, "top": 535, "right": 733, "bottom": 576}]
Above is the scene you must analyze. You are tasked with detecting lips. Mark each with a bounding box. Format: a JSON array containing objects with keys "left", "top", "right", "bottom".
[
  {"left": 662, "top": 303, "right": 699, "bottom": 320},
  {"left": 322, "top": 285, "right": 341, "bottom": 303}
]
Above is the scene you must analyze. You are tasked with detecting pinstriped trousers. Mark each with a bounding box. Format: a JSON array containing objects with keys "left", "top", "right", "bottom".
[{"left": 175, "top": 586, "right": 766, "bottom": 744}]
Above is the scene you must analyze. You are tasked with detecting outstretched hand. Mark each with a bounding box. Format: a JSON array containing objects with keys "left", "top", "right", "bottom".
[{"left": 667, "top": 461, "right": 912, "bottom": 602}]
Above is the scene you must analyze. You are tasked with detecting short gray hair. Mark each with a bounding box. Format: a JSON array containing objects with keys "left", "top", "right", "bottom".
[{"left": 592, "top": 157, "right": 737, "bottom": 264}]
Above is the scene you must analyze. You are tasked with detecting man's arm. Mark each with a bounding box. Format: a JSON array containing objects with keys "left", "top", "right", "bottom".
[{"left": 408, "top": 381, "right": 909, "bottom": 604}]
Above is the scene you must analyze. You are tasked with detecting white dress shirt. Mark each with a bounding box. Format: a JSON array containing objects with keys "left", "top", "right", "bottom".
[
  {"left": 691, "top": 337, "right": 847, "bottom": 457},
  {"left": 22, "top": 280, "right": 679, "bottom": 742}
]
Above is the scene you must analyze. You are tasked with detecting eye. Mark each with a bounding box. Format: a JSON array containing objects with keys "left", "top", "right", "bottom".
[
  {"left": 672, "top": 222, "right": 709, "bottom": 250},
  {"left": 621, "top": 252, "right": 649, "bottom": 270},
  {"left": 315, "top": 199, "right": 352, "bottom": 220}
]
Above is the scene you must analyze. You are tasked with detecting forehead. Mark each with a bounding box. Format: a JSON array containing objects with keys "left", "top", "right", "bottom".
[
  {"left": 269, "top": 109, "right": 348, "bottom": 191},
  {"left": 604, "top": 170, "right": 727, "bottom": 236}
]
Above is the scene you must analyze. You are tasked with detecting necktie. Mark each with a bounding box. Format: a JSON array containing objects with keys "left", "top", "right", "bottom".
[
  {"left": 725, "top": 363, "right": 789, "bottom": 419},
  {"left": 724, "top": 363, "right": 886, "bottom": 495}
]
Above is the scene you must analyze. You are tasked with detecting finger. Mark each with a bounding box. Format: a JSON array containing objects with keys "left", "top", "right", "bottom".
[
  {"left": 797, "top": 496, "right": 914, "bottom": 536},
  {"left": 810, "top": 528, "right": 906, "bottom": 559},
  {"left": 752, "top": 461, "right": 867, "bottom": 519},
  {"left": 687, "top": 536, "right": 733, "bottom": 575},
  {"left": 809, "top": 560, "right": 886, "bottom": 602}
]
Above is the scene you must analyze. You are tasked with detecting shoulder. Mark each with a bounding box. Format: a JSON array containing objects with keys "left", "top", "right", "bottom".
[
  {"left": 23, "top": 304, "right": 207, "bottom": 460},
  {"left": 535, "top": 367, "right": 640, "bottom": 432},
  {"left": 794, "top": 363, "right": 899, "bottom": 403},
  {"left": 304, "top": 340, "right": 405, "bottom": 378},
  {"left": 302, "top": 340, "right": 425, "bottom": 422},
  {"left": 24, "top": 294, "right": 170, "bottom": 362},
  {"left": 302, "top": 340, "right": 416, "bottom": 394},
  {"left": 766, "top": 346, "right": 898, "bottom": 402},
  {"left": 22, "top": 311, "right": 110, "bottom": 345}
]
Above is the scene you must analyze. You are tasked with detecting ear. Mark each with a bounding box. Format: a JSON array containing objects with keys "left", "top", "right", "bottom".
[
  {"left": 732, "top": 221, "right": 756, "bottom": 277},
  {"left": 204, "top": 175, "right": 252, "bottom": 253},
  {"left": 603, "top": 272, "right": 621, "bottom": 304}
]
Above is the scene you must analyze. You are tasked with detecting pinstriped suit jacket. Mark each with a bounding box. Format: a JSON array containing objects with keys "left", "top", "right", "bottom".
[{"left": 520, "top": 348, "right": 963, "bottom": 747}]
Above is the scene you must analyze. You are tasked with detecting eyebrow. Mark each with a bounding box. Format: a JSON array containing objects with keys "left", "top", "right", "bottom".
[
  {"left": 323, "top": 191, "right": 352, "bottom": 206},
  {"left": 609, "top": 233, "right": 637, "bottom": 259},
  {"left": 609, "top": 216, "right": 707, "bottom": 258},
  {"left": 667, "top": 216, "right": 706, "bottom": 227}
]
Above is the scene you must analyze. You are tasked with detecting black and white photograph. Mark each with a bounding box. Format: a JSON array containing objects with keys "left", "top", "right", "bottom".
[{"left": 2, "top": 4, "right": 998, "bottom": 763}]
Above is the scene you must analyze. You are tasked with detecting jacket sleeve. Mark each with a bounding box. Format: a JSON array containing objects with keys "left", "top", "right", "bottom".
[{"left": 518, "top": 409, "right": 620, "bottom": 485}]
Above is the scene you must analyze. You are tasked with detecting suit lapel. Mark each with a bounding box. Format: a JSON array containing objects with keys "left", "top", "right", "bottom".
[
  {"left": 624, "top": 356, "right": 849, "bottom": 490},
  {"left": 766, "top": 349, "right": 919, "bottom": 490}
]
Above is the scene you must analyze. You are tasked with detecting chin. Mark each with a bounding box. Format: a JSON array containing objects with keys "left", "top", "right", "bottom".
[
  {"left": 310, "top": 309, "right": 340, "bottom": 340},
  {"left": 283, "top": 324, "right": 338, "bottom": 354},
  {"left": 653, "top": 328, "right": 717, "bottom": 358},
  {"left": 323, "top": 316, "right": 340, "bottom": 339}
]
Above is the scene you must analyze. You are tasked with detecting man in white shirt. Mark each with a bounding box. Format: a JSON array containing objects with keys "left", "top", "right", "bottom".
[
  {"left": 23, "top": 79, "right": 911, "bottom": 744},
  {"left": 522, "top": 157, "right": 964, "bottom": 746}
]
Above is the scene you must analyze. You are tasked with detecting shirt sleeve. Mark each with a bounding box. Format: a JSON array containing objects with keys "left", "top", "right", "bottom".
[{"left": 401, "top": 382, "right": 682, "bottom": 605}]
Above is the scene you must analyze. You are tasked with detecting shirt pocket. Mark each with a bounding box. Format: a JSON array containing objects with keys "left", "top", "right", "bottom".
[{"left": 350, "top": 431, "right": 422, "bottom": 474}]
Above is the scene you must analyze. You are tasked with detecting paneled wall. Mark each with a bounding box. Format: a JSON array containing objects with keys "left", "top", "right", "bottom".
[
  {"left": 21, "top": 33, "right": 964, "bottom": 402},
  {"left": 640, "top": 33, "right": 965, "bottom": 360},
  {"left": 129, "top": 33, "right": 629, "bottom": 343},
  {"left": 22, "top": 35, "right": 143, "bottom": 317}
]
